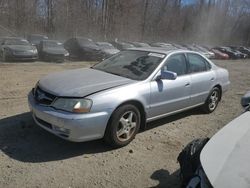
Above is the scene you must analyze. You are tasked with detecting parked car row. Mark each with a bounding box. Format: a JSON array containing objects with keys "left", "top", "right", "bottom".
[
  {"left": 1, "top": 34, "right": 250, "bottom": 62},
  {"left": 0, "top": 35, "right": 69, "bottom": 62}
]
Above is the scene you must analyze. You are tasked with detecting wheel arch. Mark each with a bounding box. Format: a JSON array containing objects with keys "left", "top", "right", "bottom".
[
  {"left": 213, "top": 84, "right": 222, "bottom": 101},
  {"left": 107, "top": 100, "right": 147, "bottom": 131}
]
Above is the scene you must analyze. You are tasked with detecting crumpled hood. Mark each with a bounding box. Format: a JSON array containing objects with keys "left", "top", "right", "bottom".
[
  {"left": 38, "top": 68, "right": 135, "bottom": 97},
  {"left": 200, "top": 111, "right": 250, "bottom": 188},
  {"left": 5, "top": 45, "right": 35, "bottom": 51},
  {"left": 43, "top": 47, "right": 68, "bottom": 55}
]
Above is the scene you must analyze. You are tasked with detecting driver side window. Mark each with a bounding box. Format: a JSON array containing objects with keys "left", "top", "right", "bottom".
[{"left": 163, "top": 53, "right": 188, "bottom": 76}]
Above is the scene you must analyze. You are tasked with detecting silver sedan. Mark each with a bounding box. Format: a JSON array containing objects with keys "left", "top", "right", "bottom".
[{"left": 28, "top": 48, "right": 230, "bottom": 147}]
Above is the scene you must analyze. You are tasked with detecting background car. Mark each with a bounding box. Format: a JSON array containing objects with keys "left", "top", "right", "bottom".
[
  {"left": 96, "top": 42, "right": 120, "bottom": 57},
  {"left": 130, "top": 42, "right": 151, "bottom": 47},
  {"left": 150, "top": 42, "right": 177, "bottom": 50},
  {"left": 110, "top": 41, "right": 135, "bottom": 50},
  {"left": 27, "top": 34, "right": 48, "bottom": 47},
  {"left": 37, "top": 40, "right": 69, "bottom": 62},
  {"left": 172, "top": 43, "right": 189, "bottom": 50},
  {"left": 28, "top": 49, "right": 230, "bottom": 147},
  {"left": 193, "top": 44, "right": 215, "bottom": 59},
  {"left": 184, "top": 45, "right": 215, "bottom": 59},
  {"left": 0, "top": 37, "right": 38, "bottom": 61},
  {"left": 227, "top": 46, "right": 248, "bottom": 59},
  {"left": 230, "top": 46, "right": 250, "bottom": 58},
  {"left": 64, "top": 37, "right": 106, "bottom": 60},
  {"left": 214, "top": 47, "right": 242, "bottom": 59},
  {"left": 210, "top": 48, "right": 229, "bottom": 59}
]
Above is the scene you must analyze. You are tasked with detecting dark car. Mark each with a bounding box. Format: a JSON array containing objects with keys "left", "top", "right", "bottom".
[
  {"left": 227, "top": 46, "right": 248, "bottom": 59},
  {"left": 130, "top": 42, "right": 151, "bottom": 47},
  {"left": 0, "top": 37, "right": 38, "bottom": 61},
  {"left": 64, "top": 37, "right": 106, "bottom": 60},
  {"left": 27, "top": 34, "right": 48, "bottom": 46},
  {"left": 214, "top": 47, "right": 242, "bottom": 59},
  {"left": 96, "top": 42, "right": 120, "bottom": 57},
  {"left": 37, "top": 40, "right": 69, "bottom": 62},
  {"left": 110, "top": 41, "right": 135, "bottom": 50},
  {"left": 230, "top": 46, "right": 250, "bottom": 58}
]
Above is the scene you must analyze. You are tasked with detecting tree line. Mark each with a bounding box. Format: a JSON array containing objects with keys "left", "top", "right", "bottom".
[{"left": 0, "top": 0, "right": 250, "bottom": 45}]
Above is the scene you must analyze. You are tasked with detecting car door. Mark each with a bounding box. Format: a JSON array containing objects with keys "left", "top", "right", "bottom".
[
  {"left": 149, "top": 53, "right": 192, "bottom": 118},
  {"left": 187, "top": 53, "right": 216, "bottom": 105}
]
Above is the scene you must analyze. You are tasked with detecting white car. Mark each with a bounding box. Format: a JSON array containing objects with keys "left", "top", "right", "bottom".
[{"left": 180, "top": 91, "right": 250, "bottom": 188}]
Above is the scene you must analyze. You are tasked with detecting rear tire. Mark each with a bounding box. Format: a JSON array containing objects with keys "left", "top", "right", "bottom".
[
  {"left": 104, "top": 104, "right": 141, "bottom": 148},
  {"left": 202, "top": 87, "right": 220, "bottom": 113}
]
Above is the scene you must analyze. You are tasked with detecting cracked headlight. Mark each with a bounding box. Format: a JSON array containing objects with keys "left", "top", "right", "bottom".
[{"left": 52, "top": 98, "right": 92, "bottom": 113}]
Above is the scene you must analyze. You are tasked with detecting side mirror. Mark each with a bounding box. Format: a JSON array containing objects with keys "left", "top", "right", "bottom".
[
  {"left": 241, "top": 91, "right": 250, "bottom": 109},
  {"left": 158, "top": 70, "right": 177, "bottom": 80}
]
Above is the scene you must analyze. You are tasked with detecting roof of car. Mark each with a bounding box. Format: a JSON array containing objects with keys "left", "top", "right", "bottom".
[
  {"left": 128, "top": 47, "right": 194, "bottom": 55},
  {"left": 28, "top": 34, "right": 47, "bottom": 37}
]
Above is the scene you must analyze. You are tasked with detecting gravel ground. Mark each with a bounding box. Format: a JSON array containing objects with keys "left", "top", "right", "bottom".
[{"left": 0, "top": 59, "right": 249, "bottom": 188}]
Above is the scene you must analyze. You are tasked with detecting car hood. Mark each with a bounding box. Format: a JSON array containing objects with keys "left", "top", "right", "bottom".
[
  {"left": 200, "top": 111, "right": 250, "bottom": 188},
  {"left": 38, "top": 68, "right": 135, "bottom": 97},
  {"left": 5, "top": 45, "right": 34, "bottom": 51},
  {"left": 43, "top": 47, "right": 68, "bottom": 55}
]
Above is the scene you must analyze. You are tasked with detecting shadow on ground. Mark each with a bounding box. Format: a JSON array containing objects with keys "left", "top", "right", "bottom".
[
  {"left": 145, "top": 107, "right": 204, "bottom": 131},
  {"left": 0, "top": 108, "right": 203, "bottom": 163},
  {"left": 150, "top": 169, "right": 181, "bottom": 188},
  {"left": 0, "top": 112, "right": 111, "bottom": 163}
]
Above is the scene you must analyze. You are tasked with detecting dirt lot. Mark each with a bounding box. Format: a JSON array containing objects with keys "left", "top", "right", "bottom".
[{"left": 0, "top": 59, "right": 249, "bottom": 188}]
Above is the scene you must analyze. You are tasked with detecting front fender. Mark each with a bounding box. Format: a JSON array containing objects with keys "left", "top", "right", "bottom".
[{"left": 88, "top": 81, "right": 150, "bottom": 115}]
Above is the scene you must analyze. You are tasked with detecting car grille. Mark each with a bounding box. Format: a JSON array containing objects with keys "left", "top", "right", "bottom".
[
  {"left": 34, "top": 115, "right": 70, "bottom": 138},
  {"left": 34, "top": 86, "right": 56, "bottom": 105}
]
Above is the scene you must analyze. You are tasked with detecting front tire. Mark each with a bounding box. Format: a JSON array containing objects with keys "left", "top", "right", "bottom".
[
  {"left": 104, "top": 104, "right": 141, "bottom": 147},
  {"left": 202, "top": 87, "right": 220, "bottom": 113}
]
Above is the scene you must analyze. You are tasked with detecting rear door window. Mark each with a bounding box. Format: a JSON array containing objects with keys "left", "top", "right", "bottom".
[{"left": 187, "top": 53, "right": 210, "bottom": 73}]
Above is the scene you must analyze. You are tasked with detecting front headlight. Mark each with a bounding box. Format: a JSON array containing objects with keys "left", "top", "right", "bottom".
[
  {"left": 52, "top": 98, "right": 92, "bottom": 113},
  {"left": 64, "top": 52, "right": 69, "bottom": 56},
  {"left": 33, "top": 48, "right": 38, "bottom": 53}
]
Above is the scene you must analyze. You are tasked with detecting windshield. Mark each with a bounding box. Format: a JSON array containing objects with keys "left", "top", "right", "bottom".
[
  {"left": 4, "top": 39, "right": 29, "bottom": 45},
  {"left": 92, "top": 50, "right": 165, "bottom": 80}
]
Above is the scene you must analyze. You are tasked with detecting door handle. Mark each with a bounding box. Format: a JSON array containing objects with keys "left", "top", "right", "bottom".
[
  {"left": 185, "top": 82, "right": 190, "bottom": 87},
  {"left": 210, "top": 77, "right": 215, "bottom": 81}
]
